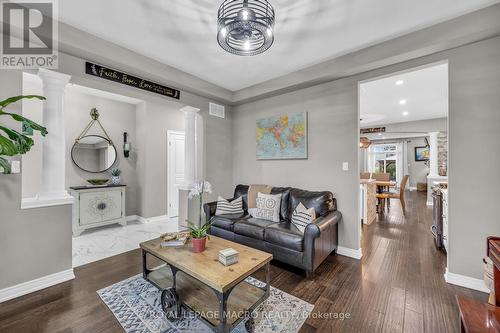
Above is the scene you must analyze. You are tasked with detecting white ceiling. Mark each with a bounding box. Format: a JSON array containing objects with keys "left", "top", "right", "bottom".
[
  {"left": 360, "top": 63, "right": 448, "bottom": 126},
  {"left": 58, "top": 0, "right": 498, "bottom": 91}
]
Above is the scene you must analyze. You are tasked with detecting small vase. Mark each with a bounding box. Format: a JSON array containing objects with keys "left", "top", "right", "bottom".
[
  {"left": 111, "top": 176, "right": 120, "bottom": 185},
  {"left": 192, "top": 237, "right": 207, "bottom": 253}
]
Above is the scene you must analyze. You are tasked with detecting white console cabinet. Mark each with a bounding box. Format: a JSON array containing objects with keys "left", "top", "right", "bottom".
[{"left": 70, "top": 185, "right": 126, "bottom": 236}]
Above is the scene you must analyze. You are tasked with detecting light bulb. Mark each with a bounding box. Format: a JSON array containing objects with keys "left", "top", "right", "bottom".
[
  {"left": 220, "top": 27, "right": 227, "bottom": 37},
  {"left": 266, "top": 28, "right": 272, "bottom": 37},
  {"left": 242, "top": 10, "right": 248, "bottom": 20},
  {"left": 399, "top": 99, "right": 407, "bottom": 105},
  {"left": 243, "top": 40, "right": 250, "bottom": 51},
  {"left": 395, "top": 80, "right": 404, "bottom": 86},
  {"left": 402, "top": 111, "right": 409, "bottom": 116}
]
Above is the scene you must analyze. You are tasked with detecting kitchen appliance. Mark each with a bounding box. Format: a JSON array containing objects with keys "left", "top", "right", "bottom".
[{"left": 431, "top": 185, "right": 444, "bottom": 249}]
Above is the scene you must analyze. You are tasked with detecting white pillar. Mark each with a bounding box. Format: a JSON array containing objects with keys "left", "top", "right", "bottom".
[
  {"left": 180, "top": 106, "right": 200, "bottom": 188},
  {"left": 37, "top": 69, "right": 72, "bottom": 202},
  {"left": 428, "top": 132, "right": 439, "bottom": 177}
]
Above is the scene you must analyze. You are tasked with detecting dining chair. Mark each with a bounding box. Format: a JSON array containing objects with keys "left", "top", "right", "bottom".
[
  {"left": 372, "top": 173, "right": 390, "bottom": 181},
  {"left": 360, "top": 172, "right": 371, "bottom": 179},
  {"left": 376, "top": 175, "right": 409, "bottom": 214}
]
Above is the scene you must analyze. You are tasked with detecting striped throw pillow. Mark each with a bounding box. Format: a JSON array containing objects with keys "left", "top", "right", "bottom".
[
  {"left": 215, "top": 196, "right": 244, "bottom": 215},
  {"left": 291, "top": 202, "right": 316, "bottom": 233}
]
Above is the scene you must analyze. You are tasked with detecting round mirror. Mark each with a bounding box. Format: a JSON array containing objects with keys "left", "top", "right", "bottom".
[{"left": 71, "top": 135, "right": 117, "bottom": 173}]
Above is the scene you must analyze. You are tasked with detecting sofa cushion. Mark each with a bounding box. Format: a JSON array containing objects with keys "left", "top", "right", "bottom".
[
  {"left": 264, "top": 222, "right": 304, "bottom": 252},
  {"left": 234, "top": 184, "right": 249, "bottom": 211},
  {"left": 289, "top": 188, "right": 334, "bottom": 217},
  {"left": 212, "top": 213, "right": 248, "bottom": 231},
  {"left": 234, "top": 217, "right": 276, "bottom": 240},
  {"left": 270, "top": 187, "right": 292, "bottom": 220}
]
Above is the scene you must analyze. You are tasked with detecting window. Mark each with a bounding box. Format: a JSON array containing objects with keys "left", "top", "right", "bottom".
[{"left": 369, "top": 144, "right": 398, "bottom": 181}]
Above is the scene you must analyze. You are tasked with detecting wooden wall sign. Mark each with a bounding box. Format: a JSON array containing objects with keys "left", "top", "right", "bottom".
[
  {"left": 85, "top": 62, "right": 180, "bottom": 100},
  {"left": 360, "top": 127, "right": 386, "bottom": 134}
]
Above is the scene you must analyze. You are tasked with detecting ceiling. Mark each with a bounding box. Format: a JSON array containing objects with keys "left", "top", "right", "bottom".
[
  {"left": 58, "top": 0, "right": 498, "bottom": 91},
  {"left": 360, "top": 63, "right": 448, "bottom": 126}
]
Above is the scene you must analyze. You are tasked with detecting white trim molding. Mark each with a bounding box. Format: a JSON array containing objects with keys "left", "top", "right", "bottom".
[
  {"left": 0, "top": 269, "right": 75, "bottom": 303},
  {"left": 126, "top": 215, "right": 169, "bottom": 223},
  {"left": 21, "top": 194, "right": 74, "bottom": 209},
  {"left": 337, "top": 246, "right": 363, "bottom": 260},
  {"left": 444, "top": 268, "right": 489, "bottom": 293}
]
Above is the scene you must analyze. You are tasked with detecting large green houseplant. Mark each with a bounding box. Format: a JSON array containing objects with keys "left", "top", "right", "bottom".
[{"left": 0, "top": 95, "right": 47, "bottom": 174}]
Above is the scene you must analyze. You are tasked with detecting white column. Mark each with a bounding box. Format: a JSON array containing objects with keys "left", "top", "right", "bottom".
[
  {"left": 180, "top": 106, "right": 200, "bottom": 187},
  {"left": 178, "top": 106, "right": 200, "bottom": 229},
  {"left": 36, "top": 69, "right": 72, "bottom": 204},
  {"left": 428, "top": 132, "right": 439, "bottom": 177}
]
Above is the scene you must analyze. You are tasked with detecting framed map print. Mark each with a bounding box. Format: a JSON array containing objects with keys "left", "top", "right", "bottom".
[{"left": 256, "top": 112, "right": 307, "bottom": 160}]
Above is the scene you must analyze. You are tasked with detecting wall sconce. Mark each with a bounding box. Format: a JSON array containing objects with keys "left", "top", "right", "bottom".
[{"left": 123, "top": 132, "right": 131, "bottom": 158}]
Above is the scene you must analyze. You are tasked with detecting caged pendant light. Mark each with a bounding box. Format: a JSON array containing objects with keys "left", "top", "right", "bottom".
[{"left": 217, "top": 0, "right": 275, "bottom": 56}]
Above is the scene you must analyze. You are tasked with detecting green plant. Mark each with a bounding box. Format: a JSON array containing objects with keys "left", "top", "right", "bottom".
[
  {"left": 111, "top": 168, "right": 121, "bottom": 176},
  {"left": 188, "top": 220, "right": 214, "bottom": 239},
  {"left": 0, "top": 95, "right": 47, "bottom": 174}
]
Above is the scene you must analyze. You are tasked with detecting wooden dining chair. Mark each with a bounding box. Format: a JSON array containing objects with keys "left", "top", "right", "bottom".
[
  {"left": 372, "top": 173, "right": 390, "bottom": 181},
  {"left": 360, "top": 172, "right": 371, "bottom": 179},
  {"left": 376, "top": 175, "right": 409, "bottom": 214}
]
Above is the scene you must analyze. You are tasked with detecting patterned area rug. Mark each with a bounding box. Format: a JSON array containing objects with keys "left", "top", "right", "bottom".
[{"left": 98, "top": 274, "right": 313, "bottom": 333}]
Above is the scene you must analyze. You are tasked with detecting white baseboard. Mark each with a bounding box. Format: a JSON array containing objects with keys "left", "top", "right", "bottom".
[
  {"left": 126, "top": 215, "right": 169, "bottom": 223},
  {"left": 0, "top": 269, "right": 75, "bottom": 303},
  {"left": 444, "top": 268, "right": 489, "bottom": 293},
  {"left": 337, "top": 246, "right": 363, "bottom": 260}
]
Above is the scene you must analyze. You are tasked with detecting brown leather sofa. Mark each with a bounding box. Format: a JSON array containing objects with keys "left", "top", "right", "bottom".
[{"left": 203, "top": 184, "right": 341, "bottom": 277}]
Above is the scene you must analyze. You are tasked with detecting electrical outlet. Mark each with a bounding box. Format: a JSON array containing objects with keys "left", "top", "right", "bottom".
[{"left": 342, "top": 162, "right": 349, "bottom": 171}]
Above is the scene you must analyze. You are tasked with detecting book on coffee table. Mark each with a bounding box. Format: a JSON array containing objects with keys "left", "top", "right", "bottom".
[{"left": 159, "top": 232, "right": 189, "bottom": 248}]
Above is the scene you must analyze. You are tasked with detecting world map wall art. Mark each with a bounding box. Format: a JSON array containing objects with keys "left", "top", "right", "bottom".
[{"left": 256, "top": 112, "right": 308, "bottom": 160}]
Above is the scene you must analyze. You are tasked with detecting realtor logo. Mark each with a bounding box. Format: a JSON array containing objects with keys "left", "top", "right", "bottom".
[{"left": 1, "top": 0, "right": 58, "bottom": 69}]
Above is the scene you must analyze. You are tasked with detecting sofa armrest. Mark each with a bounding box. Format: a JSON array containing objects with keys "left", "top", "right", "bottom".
[
  {"left": 203, "top": 201, "right": 218, "bottom": 222},
  {"left": 303, "top": 210, "right": 342, "bottom": 272},
  {"left": 304, "top": 211, "right": 341, "bottom": 239}
]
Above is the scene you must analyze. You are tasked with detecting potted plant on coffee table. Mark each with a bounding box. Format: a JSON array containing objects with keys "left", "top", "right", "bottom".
[
  {"left": 187, "top": 180, "right": 213, "bottom": 253},
  {"left": 188, "top": 220, "right": 214, "bottom": 253}
]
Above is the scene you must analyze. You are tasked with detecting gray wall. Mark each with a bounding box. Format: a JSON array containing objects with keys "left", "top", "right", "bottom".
[
  {"left": 232, "top": 36, "right": 500, "bottom": 280},
  {"left": 232, "top": 78, "right": 360, "bottom": 251},
  {"left": 0, "top": 71, "right": 72, "bottom": 290}
]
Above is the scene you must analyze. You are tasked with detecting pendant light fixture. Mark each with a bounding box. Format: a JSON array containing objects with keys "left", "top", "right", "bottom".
[{"left": 217, "top": 0, "right": 275, "bottom": 56}]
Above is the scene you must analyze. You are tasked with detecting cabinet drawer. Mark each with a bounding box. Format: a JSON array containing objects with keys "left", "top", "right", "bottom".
[{"left": 79, "top": 190, "right": 122, "bottom": 225}]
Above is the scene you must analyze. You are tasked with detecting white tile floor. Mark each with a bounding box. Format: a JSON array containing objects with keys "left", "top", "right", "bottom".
[{"left": 72, "top": 218, "right": 179, "bottom": 267}]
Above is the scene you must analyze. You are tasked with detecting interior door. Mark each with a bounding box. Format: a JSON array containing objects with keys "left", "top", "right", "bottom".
[{"left": 167, "top": 131, "right": 185, "bottom": 218}]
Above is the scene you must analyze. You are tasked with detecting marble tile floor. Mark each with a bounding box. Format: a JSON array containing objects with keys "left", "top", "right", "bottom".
[{"left": 72, "top": 218, "right": 179, "bottom": 267}]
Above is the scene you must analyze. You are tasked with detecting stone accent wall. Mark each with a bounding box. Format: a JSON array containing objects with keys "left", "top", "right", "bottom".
[{"left": 438, "top": 132, "right": 448, "bottom": 176}]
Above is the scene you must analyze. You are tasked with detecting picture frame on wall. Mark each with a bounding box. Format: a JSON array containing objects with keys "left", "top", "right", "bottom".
[
  {"left": 415, "top": 146, "right": 430, "bottom": 161},
  {"left": 256, "top": 112, "right": 308, "bottom": 160}
]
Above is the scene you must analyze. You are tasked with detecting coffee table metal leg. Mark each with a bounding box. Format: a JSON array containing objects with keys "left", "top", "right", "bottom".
[
  {"left": 216, "top": 290, "right": 230, "bottom": 333},
  {"left": 170, "top": 265, "right": 179, "bottom": 291},
  {"left": 265, "top": 262, "right": 271, "bottom": 298},
  {"left": 142, "top": 249, "right": 150, "bottom": 279}
]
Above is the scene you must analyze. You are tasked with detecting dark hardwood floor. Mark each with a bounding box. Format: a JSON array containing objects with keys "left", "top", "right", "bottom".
[{"left": 0, "top": 191, "right": 486, "bottom": 333}]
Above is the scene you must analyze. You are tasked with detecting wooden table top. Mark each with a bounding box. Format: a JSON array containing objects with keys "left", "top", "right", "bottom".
[{"left": 140, "top": 235, "right": 272, "bottom": 293}]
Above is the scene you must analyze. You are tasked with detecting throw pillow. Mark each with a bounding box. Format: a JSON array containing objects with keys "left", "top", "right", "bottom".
[
  {"left": 215, "top": 196, "right": 244, "bottom": 215},
  {"left": 254, "top": 192, "right": 282, "bottom": 222},
  {"left": 248, "top": 184, "right": 273, "bottom": 208},
  {"left": 291, "top": 202, "right": 316, "bottom": 233}
]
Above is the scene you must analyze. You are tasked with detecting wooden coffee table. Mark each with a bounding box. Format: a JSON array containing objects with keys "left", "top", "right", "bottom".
[{"left": 140, "top": 235, "right": 273, "bottom": 333}]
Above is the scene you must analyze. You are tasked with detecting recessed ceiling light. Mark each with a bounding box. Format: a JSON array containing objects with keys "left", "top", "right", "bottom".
[
  {"left": 402, "top": 111, "right": 409, "bottom": 116},
  {"left": 399, "top": 99, "right": 407, "bottom": 105},
  {"left": 395, "top": 80, "right": 404, "bottom": 86},
  {"left": 378, "top": 133, "right": 382, "bottom": 136}
]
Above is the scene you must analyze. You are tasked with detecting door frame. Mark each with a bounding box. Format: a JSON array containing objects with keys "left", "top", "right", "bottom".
[{"left": 167, "top": 130, "right": 185, "bottom": 218}]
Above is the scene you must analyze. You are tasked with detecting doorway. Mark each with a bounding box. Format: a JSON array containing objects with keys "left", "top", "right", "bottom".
[{"left": 167, "top": 130, "right": 185, "bottom": 218}]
